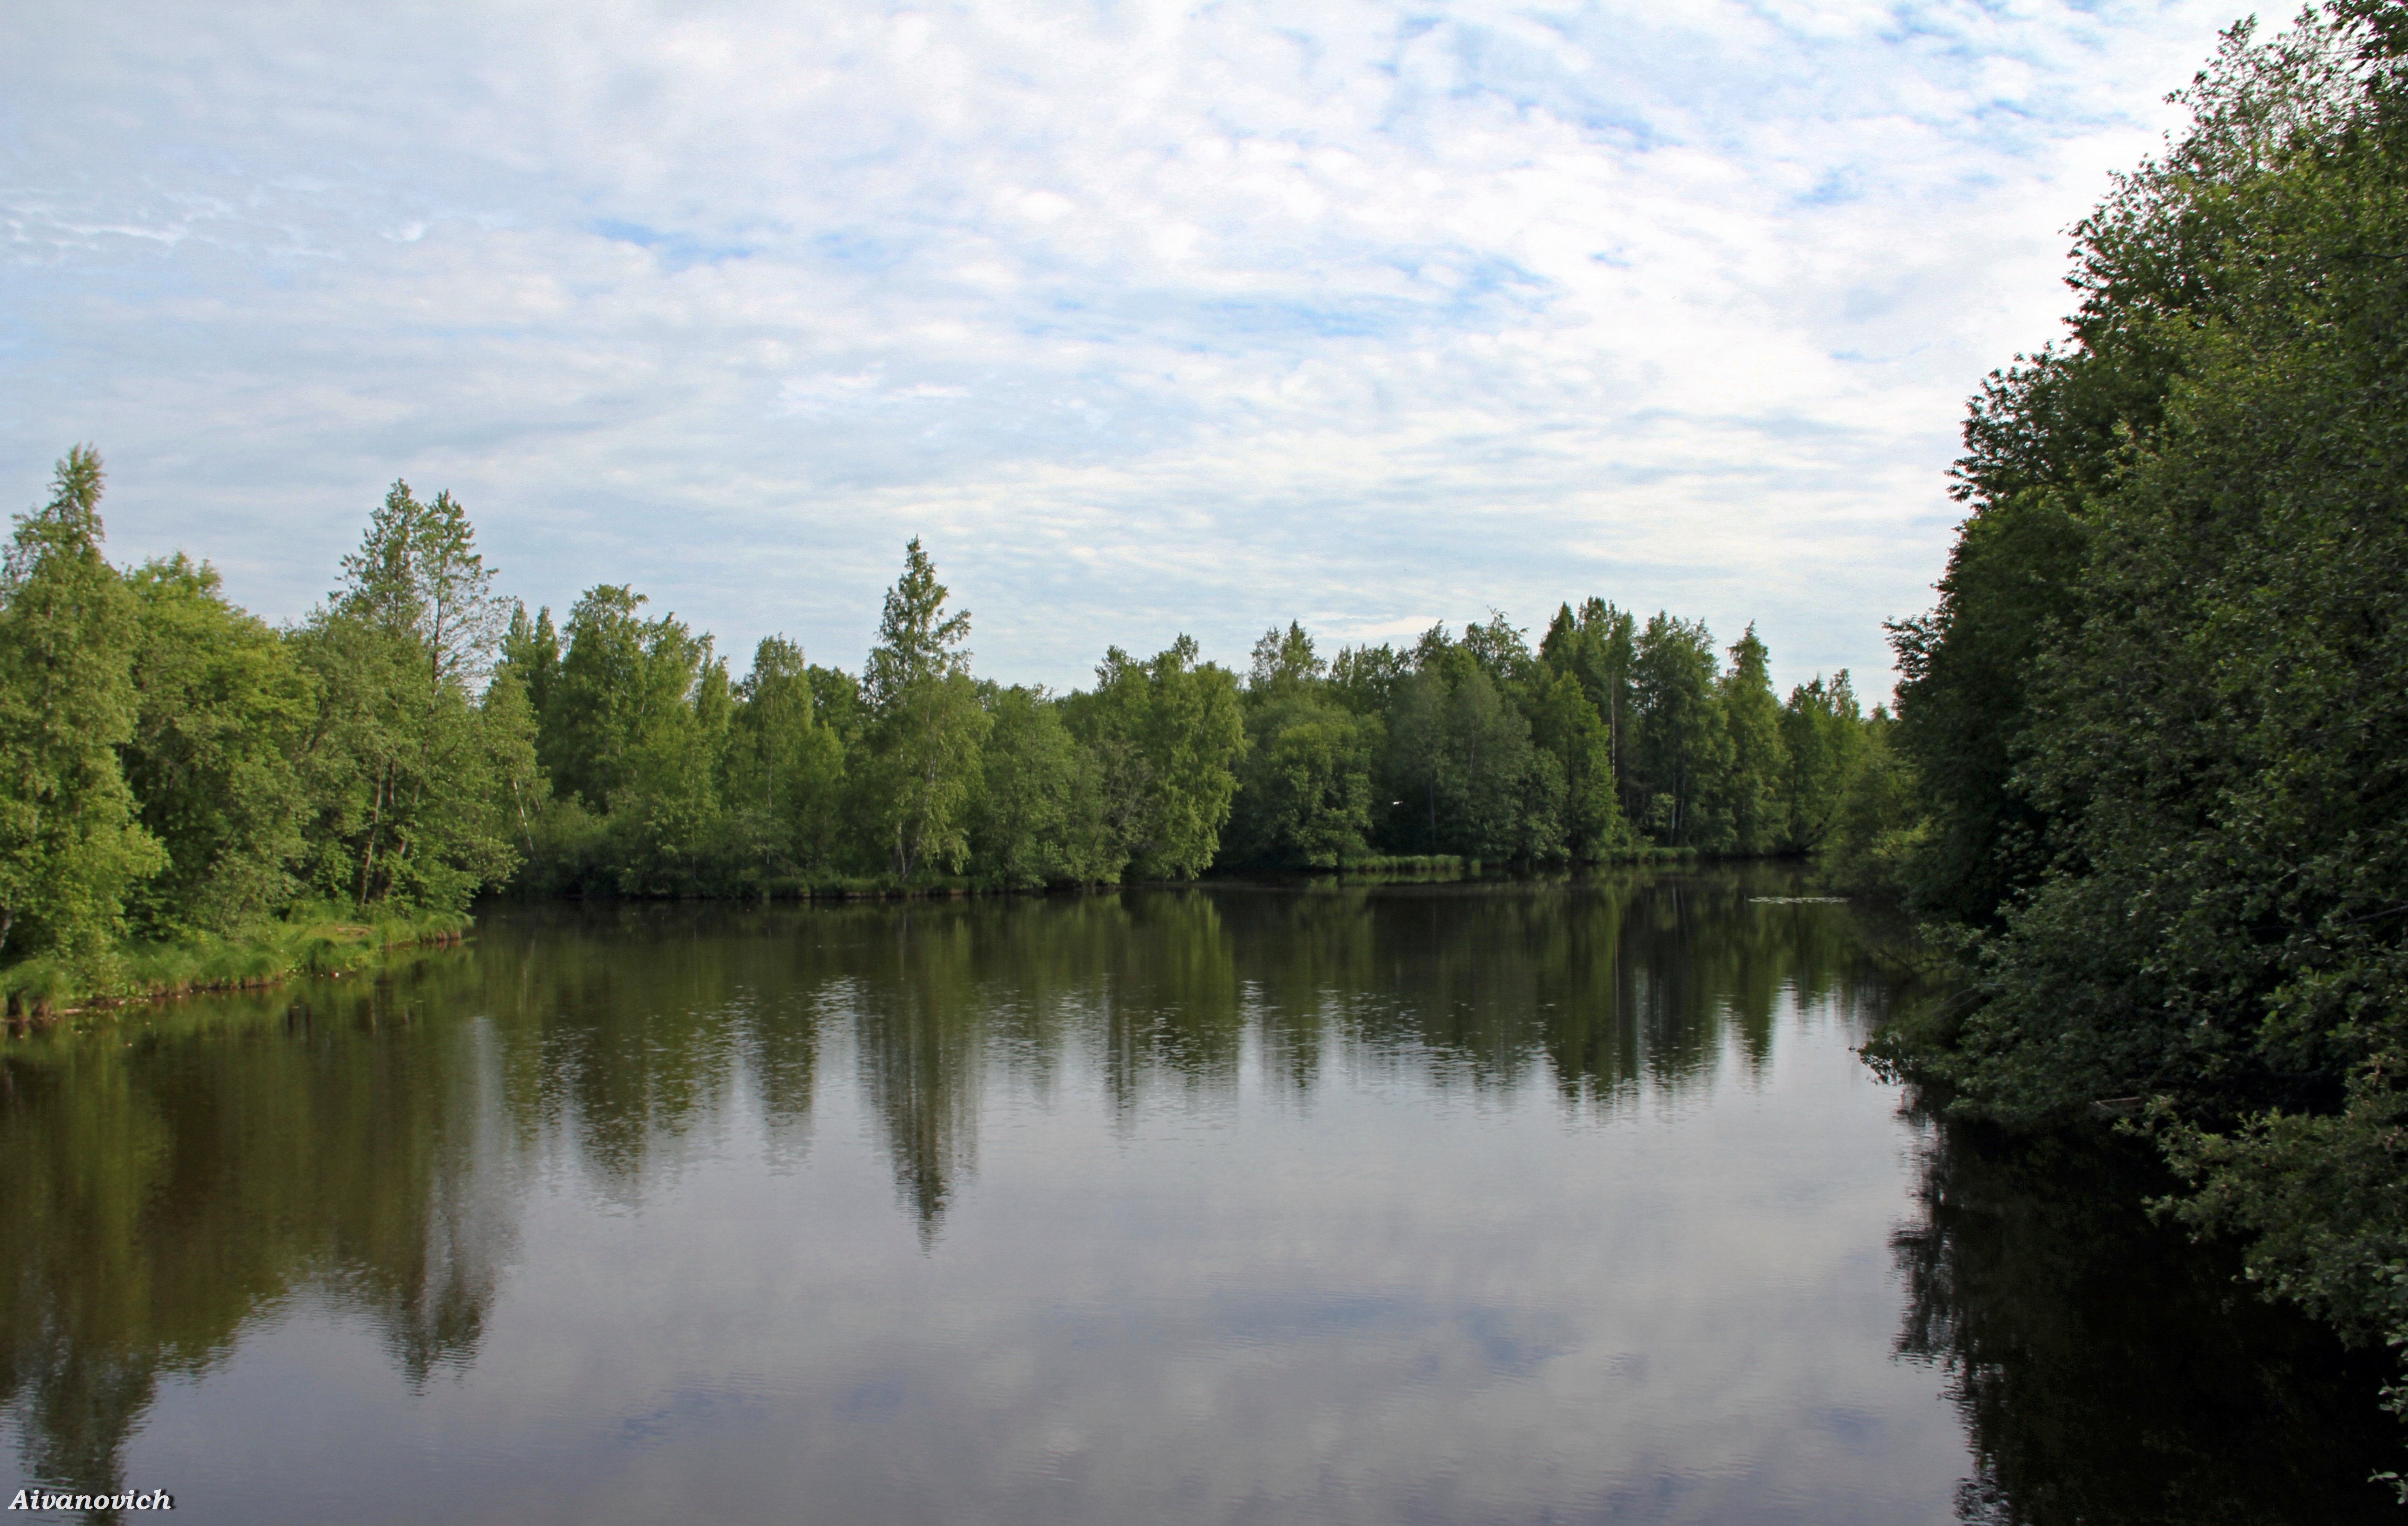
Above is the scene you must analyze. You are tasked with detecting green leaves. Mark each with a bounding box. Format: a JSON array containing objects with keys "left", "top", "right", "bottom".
[
  {"left": 864, "top": 537, "right": 971, "bottom": 709},
  {"left": 294, "top": 483, "right": 520, "bottom": 913},
  {"left": 1071, "top": 636, "right": 1245, "bottom": 880},
  {"left": 0, "top": 448, "right": 162, "bottom": 972},
  {"left": 1875, "top": 0, "right": 2408, "bottom": 1418},
  {"left": 858, "top": 545, "right": 991, "bottom": 881},
  {"left": 122, "top": 554, "right": 316, "bottom": 934},
  {"left": 0, "top": 469, "right": 1829, "bottom": 964}
]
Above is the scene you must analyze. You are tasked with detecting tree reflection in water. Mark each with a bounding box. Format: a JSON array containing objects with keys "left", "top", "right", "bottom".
[
  {"left": 0, "top": 874, "right": 2399, "bottom": 1525},
  {"left": 0, "top": 952, "right": 516, "bottom": 1518},
  {"left": 1894, "top": 1102, "right": 2400, "bottom": 1525}
]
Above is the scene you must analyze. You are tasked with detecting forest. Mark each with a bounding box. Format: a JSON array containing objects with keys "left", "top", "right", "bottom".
[
  {"left": 1872, "top": 0, "right": 2408, "bottom": 1437},
  {"left": 0, "top": 447, "right": 1889, "bottom": 1011}
]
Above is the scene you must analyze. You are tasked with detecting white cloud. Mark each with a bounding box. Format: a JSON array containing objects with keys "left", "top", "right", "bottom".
[{"left": 0, "top": 0, "right": 2244, "bottom": 692}]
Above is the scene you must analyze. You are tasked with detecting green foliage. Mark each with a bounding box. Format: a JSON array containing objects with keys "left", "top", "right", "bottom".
[
  {"left": 121, "top": 555, "right": 316, "bottom": 935},
  {"left": 2159, "top": 1063, "right": 2408, "bottom": 1358},
  {"left": 1327, "top": 640, "right": 1408, "bottom": 717},
  {"left": 1521, "top": 665, "right": 1629, "bottom": 860},
  {"left": 1824, "top": 709, "right": 1923, "bottom": 896},
  {"left": 479, "top": 666, "right": 547, "bottom": 868},
  {"left": 1384, "top": 634, "right": 1553, "bottom": 861},
  {"left": 521, "top": 585, "right": 734, "bottom": 892},
  {"left": 1070, "top": 636, "right": 1245, "bottom": 879},
  {"left": 1224, "top": 625, "right": 1379, "bottom": 869},
  {"left": 1777, "top": 671, "right": 1864, "bottom": 853},
  {"left": 0, "top": 463, "right": 531, "bottom": 1007},
  {"left": 1628, "top": 613, "right": 1731, "bottom": 848},
  {"left": 856, "top": 542, "right": 990, "bottom": 880},
  {"left": 543, "top": 585, "right": 683, "bottom": 810},
  {"left": 497, "top": 602, "right": 559, "bottom": 719},
  {"left": 717, "top": 636, "right": 843, "bottom": 882},
  {"left": 0, "top": 457, "right": 1824, "bottom": 996},
  {"left": 1719, "top": 625, "right": 1789, "bottom": 854},
  {"left": 293, "top": 481, "right": 517, "bottom": 913},
  {"left": 0, "top": 449, "right": 164, "bottom": 973},
  {"left": 1876, "top": 1, "right": 2408, "bottom": 1422},
  {"left": 1887, "top": 489, "right": 2087, "bottom": 924},
  {"left": 970, "top": 685, "right": 1113, "bottom": 887},
  {"left": 1540, "top": 598, "right": 1636, "bottom": 789},
  {"left": 1233, "top": 703, "right": 1377, "bottom": 870}
]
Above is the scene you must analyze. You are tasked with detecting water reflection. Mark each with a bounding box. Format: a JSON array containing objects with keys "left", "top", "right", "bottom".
[
  {"left": 1893, "top": 1106, "right": 2399, "bottom": 1524},
  {"left": 0, "top": 959, "right": 515, "bottom": 1507},
  {"left": 0, "top": 871, "right": 2391, "bottom": 1524}
]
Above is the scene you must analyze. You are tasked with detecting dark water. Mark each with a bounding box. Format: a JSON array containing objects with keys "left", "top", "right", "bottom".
[{"left": 0, "top": 872, "right": 2395, "bottom": 1525}]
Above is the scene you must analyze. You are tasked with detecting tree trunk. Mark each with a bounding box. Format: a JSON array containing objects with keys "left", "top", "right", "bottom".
[{"left": 358, "top": 762, "right": 390, "bottom": 906}]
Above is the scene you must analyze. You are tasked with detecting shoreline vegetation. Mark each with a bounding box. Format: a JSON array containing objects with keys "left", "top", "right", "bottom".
[
  {"left": 0, "top": 852, "right": 1707, "bottom": 1025},
  {"left": 0, "top": 455, "right": 1897, "bottom": 1025},
  {"left": 0, "top": 904, "right": 468, "bottom": 1026},
  {"left": 1860, "top": 2, "right": 2408, "bottom": 1455}
]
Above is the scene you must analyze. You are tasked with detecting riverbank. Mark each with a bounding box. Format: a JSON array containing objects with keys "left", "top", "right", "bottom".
[
  {"left": 1, "top": 904, "right": 471, "bottom": 1028},
  {"left": 0, "top": 848, "right": 1749, "bottom": 1028},
  {"left": 518, "top": 845, "right": 1710, "bottom": 902}
]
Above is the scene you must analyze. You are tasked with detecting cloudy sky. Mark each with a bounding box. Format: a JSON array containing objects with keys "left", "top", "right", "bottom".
[{"left": 6, "top": 0, "right": 2243, "bottom": 695}]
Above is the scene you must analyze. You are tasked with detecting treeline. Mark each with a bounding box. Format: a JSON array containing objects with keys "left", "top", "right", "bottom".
[
  {"left": 504, "top": 551, "right": 1881, "bottom": 898},
  {"left": 1868, "top": 3, "right": 2408, "bottom": 1431},
  {"left": 0, "top": 460, "right": 527, "bottom": 1007},
  {"left": 0, "top": 453, "right": 1886, "bottom": 998}
]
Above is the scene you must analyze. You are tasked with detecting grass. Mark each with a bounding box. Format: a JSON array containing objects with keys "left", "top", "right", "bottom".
[{"left": 1, "top": 901, "right": 471, "bottom": 1027}]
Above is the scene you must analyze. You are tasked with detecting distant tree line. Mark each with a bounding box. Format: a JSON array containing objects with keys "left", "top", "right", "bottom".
[
  {"left": 1865, "top": 2, "right": 2408, "bottom": 1439},
  {"left": 0, "top": 452, "right": 1885, "bottom": 987},
  {"left": 503, "top": 548, "right": 1881, "bottom": 898}
]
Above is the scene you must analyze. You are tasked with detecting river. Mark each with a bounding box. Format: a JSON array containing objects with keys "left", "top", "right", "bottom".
[{"left": 0, "top": 870, "right": 2395, "bottom": 1524}]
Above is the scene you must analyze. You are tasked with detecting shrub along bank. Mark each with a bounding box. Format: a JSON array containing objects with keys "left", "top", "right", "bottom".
[{"left": 1866, "top": 2, "right": 2408, "bottom": 1439}]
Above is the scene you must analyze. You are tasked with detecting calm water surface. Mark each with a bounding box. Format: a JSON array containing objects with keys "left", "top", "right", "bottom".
[{"left": 1, "top": 872, "right": 2395, "bottom": 1524}]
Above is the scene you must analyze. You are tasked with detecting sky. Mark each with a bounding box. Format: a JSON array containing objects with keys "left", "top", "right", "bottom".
[{"left": 4, "top": 0, "right": 2248, "bottom": 698}]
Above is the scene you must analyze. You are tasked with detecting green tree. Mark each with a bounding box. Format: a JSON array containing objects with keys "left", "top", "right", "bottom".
[
  {"left": 293, "top": 480, "right": 516, "bottom": 911},
  {"left": 722, "top": 636, "right": 844, "bottom": 880},
  {"left": 1068, "top": 637, "right": 1245, "bottom": 879},
  {"left": 1825, "top": 708, "right": 1920, "bottom": 893},
  {"left": 1876, "top": 3, "right": 2408, "bottom": 1417},
  {"left": 1383, "top": 630, "right": 1558, "bottom": 861},
  {"left": 478, "top": 664, "right": 546, "bottom": 865},
  {"left": 1718, "top": 625, "right": 1790, "bottom": 854},
  {"left": 497, "top": 603, "right": 560, "bottom": 721},
  {"left": 1224, "top": 623, "right": 1380, "bottom": 868},
  {"left": 1778, "top": 671, "right": 1866, "bottom": 854},
  {"left": 1881, "top": 11, "right": 2369, "bottom": 925},
  {"left": 1524, "top": 664, "right": 1629, "bottom": 860},
  {"left": 0, "top": 447, "right": 163, "bottom": 968},
  {"left": 1540, "top": 599, "right": 1636, "bottom": 792},
  {"left": 856, "top": 541, "right": 990, "bottom": 880},
  {"left": 541, "top": 585, "right": 648, "bottom": 809},
  {"left": 121, "top": 554, "right": 317, "bottom": 933},
  {"left": 1628, "top": 614, "right": 1730, "bottom": 848},
  {"left": 1328, "top": 641, "right": 1408, "bottom": 718},
  {"left": 1247, "top": 620, "right": 1324, "bottom": 701},
  {"left": 969, "top": 685, "right": 1114, "bottom": 886},
  {"left": 1887, "top": 490, "right": 2086, "bottom": 920},
  {"left": 1248, "top": 708, "right": 1378, "bottom": 867}
]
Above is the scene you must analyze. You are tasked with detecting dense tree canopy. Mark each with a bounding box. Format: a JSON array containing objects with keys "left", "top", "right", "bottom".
[
  {"left": 1873, "top": 0, "right": 2408, "bottom": 1426},
  {"left": 0, "top": 453, "right": 1870, "bottom": 1001},
  {"left": 0, "top": 449, "right": 161, "bottom": 968}
]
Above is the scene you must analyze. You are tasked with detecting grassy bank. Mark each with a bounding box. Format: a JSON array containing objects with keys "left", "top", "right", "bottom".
[{"left": 2, "top": 903, "right": 471, "bottom": 1026}]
